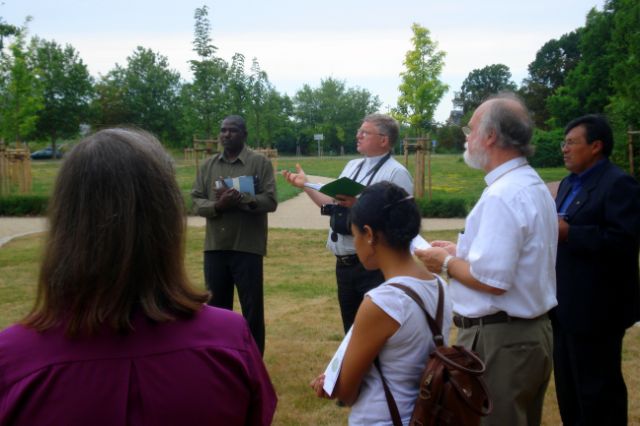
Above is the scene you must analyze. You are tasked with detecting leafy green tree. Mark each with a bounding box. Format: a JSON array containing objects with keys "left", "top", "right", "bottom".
[
  {"left": 434, "top": 123, "right": 465, "bottom": 153},
  {"left": 227, "top": 52, "right": 248, "bottom": 116},
  {"left": 91, "top": 66, "right": 129, "bottom": 129},
  {"left": 0, "top": 17, "right": 19, "bottom": 50},
  {"left": 520, "top": 31, "right": 581, "bottom": 128},
  {"left": 546, "top": 6, "right": 615, "bottom": 127},
  {"left": 30, "top": 38, "right": 94, "bottom": 152},
  {"left": 395, "top": 23, "right": 448, "bottom": 136},
  {"left": 262, "top": 90, "right": 295, "bottom": 151},
  {"left": 294, "top": 77, "right": 380, "bottom": 154},
  {"left": 182, "top": 5, "right": 229, "bottom": 141},
  {"left": 247, "top": 58, "right": 270, "bottom": 147},
  {"left": 607, "top": 0, "right": 640, "bottom": 131},
  {"left": 121, "top": 47, "right": 182, "bottom": 143},
  {"left": 454, "top": 64, "right": 517, "bottom": 116},
  {"left": 0, "top": 27, "right": 43, "bottom": 144}
]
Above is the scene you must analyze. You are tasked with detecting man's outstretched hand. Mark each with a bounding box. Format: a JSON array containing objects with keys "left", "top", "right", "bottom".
[{"left": 282, "top": 163, "right": 308, "bottom": 188}]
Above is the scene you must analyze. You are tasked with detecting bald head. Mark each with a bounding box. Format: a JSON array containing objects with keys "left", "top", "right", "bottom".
[{"left": 477, "top": 93, "right": 534, "bottom": 157}]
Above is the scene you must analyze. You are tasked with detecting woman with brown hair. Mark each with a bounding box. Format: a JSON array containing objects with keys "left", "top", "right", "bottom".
[{"left": 0, "top": 129, "right": 276, "bottom": 425}]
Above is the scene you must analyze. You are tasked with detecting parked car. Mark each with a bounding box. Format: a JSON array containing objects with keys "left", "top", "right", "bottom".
[{"left": 30, "top": 146, "right": 64, "bottom": 160}]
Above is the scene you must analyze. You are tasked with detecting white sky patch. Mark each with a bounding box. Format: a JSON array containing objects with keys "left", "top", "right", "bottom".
[{"left": 4, "top": 0, "right": 605, "bottom": 122}]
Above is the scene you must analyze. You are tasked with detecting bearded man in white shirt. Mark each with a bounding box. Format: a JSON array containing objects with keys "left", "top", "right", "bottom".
[{"left": 416, "top": 93, "right": 558, "bottom": 426}]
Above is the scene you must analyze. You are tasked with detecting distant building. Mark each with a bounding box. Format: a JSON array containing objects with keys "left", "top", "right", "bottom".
[{"left": 447, "top": 109, "right": 463, "bottom": 126}]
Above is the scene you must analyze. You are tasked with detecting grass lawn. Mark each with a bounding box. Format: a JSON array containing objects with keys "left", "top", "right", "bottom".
[
  {"left": 27, "top": 153, "right": 568, "bottom": 209},
  {"left": 1, "top": 228, "right": 638, "bottom": 425}
]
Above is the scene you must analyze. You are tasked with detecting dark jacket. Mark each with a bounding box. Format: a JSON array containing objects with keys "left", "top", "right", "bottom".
[{"left": 553, "top": 160, "right": 640, "bottom": 334}]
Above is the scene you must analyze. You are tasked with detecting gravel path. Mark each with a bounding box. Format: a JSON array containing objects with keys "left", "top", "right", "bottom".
[{"left": 0, "top": 176, "right": 465, "bottom": 247}]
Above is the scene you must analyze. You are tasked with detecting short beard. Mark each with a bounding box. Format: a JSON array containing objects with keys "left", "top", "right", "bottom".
[{"left": 463, "top": 143, "right": 489, "bottom": 170}]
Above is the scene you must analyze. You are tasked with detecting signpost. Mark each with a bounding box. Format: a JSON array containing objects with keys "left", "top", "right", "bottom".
[{"left": 314, "top": 133, "right": 324, "bottom": 157}]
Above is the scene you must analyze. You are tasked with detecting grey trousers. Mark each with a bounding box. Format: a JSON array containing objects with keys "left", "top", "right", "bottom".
[{"left": 456, "top": 315, "right": 553, "bottom": 426}]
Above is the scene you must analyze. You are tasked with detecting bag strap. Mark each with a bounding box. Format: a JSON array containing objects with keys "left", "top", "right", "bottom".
[
  {"left": 351, "top": 151, "right": 392, "bottom": 184},
  {"left": 374, "top": 359, "right": 403, "bottom": 426},
  {"left": 374, "top": 276, "right": 445, "bottom": 426},
  {"left": 389, "top": 276, "right": 445, "bottom": 346}
]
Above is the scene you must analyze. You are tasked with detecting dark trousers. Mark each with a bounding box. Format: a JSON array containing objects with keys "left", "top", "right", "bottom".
[
  {"left": 204, "top": 250, "right": 265, "bottom": 355},
  {"left": 335, "top": 260, "right": 385, "bottom": 333},
  {"left": 552, "top": 320, "right": 627, "bottom": 426}
]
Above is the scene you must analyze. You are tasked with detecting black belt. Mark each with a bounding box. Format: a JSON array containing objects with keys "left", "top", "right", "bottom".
[
  {"left": 335, "top": 254, "right": 359, "bottom": 266},
  {"left": 453, "top": 311, "right": 542, "bottom": 329}
]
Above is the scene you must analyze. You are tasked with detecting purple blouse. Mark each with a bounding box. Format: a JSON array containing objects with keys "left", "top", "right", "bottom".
[{"left": 0, "top": 305, "right": 277, "bottom": 425}]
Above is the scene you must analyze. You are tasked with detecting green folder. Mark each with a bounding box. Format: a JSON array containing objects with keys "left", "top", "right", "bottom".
[{"left": 318, "top": 177, "right": 365, "bottom": 198}]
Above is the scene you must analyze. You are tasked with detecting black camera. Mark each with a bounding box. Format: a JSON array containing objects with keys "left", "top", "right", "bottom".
[{"left": 321, "top": 204, "right": 352, "bottom": 241}]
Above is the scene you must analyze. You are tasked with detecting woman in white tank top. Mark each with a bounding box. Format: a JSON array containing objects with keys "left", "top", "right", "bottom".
[{"left": 310, "top": 182, "right": 452, "bottom": 425}]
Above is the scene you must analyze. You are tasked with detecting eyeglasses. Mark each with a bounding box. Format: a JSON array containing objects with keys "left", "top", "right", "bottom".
[
  {"left": 560, "top": 140, "right": 584, "bottom": 149},
  {"left": 357, "top": 129, "right": 386, "bottom": 137},
  {"left": 462, "top": 126, "right": 472, "bottom": 137}
]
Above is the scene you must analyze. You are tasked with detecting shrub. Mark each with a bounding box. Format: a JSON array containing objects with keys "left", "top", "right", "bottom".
[
  {"left": 529, "top": 128, "right": 564, "bottom": 168},
  {"left": 416, "top": 197, "right": 467, "bottom": 218},
  {"left": 0, "top": 195, "right": 49, "bottom": 216}
]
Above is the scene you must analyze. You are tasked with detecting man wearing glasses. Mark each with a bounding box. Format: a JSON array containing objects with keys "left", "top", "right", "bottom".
[
  {"left": 416, "top": 93, "right": 557, "bottom": 425},
  {"left": 552, "top": 114, "right": 640, "bottom": 425},
  {"left": 283, "top": 113, "right": 412, "bottom": 333}
]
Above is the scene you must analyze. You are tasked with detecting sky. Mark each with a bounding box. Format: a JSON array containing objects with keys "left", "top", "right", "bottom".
[{"left": 2, "top": 0, "right": 605, "bottom": 123}]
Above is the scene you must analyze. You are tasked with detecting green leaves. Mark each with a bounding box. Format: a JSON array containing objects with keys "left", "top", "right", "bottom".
[
  {"left": 395, "top": 23, "right": 448, "bottom": 136},
  {"left": 454, "top": 64, "right": 517, "bottom": 116},
  {"left": 293, "top": 77, "right": 381, "bottom": 154}
]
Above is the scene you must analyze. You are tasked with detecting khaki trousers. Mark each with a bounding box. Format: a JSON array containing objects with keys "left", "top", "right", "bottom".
[{"left": 456, "top": 315, "right": 553, "bottom": 426}]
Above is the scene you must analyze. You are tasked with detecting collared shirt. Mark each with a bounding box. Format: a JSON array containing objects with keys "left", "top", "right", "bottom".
[
  {"left": 326, "top": 152, "right": 413, "bottom": 256},
  {"left": 191, "top": 146, "right": 277, "bottom": 256},
  {"left": 557, "top": 158, "right": 608, "bottom": 216},
  {"left": 451, "top": 157, "right": 558, "bottom": 318}
]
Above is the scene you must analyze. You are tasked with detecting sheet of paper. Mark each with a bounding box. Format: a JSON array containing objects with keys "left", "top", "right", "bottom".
[
  {"left": 410, "top": 235, "right": 431, "bottom": 254},
  {"left": 322, "top": 328, "right": 353, "bottom": 396},
  {"left": 303, "top": 182, "right": 323, "bottom": 191}
]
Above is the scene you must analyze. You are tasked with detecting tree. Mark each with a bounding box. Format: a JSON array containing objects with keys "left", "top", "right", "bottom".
[
  {"left": 454, "top": 64, "right": 517, "bottom": 116},
  {"left": 395, "top": 23, "right": 448, "bottom": 136},
  {"left": 261, "top": 90, "right": 295, "bottom": 151},
  {"left": 122, "top": 47, "right": 181, "bottom": 143},
  {"left": 248, "top": 58, "right": 270, "bottom": 147},
  {"left": 182, "top": 5, "right": 229, "bottom": 141},
  {"left": 30, "top": 38, "right": 94, "bottom": 153},
  {"left": 607, "top": 0, "right": 640, "bottom": 131},
  {"left": 546, "top": 6, "right": 615, "bottom": 127},
  {"left": 0, "top": 25, "right": 43, "bottom": 144},
  {"left": 293, "top": 77, "right": 380, "bottom": 154},
  {"left": 227, "top": 52, "right": 248, "bottom": 115},
  {"left": 91, "top": 66, "right": 129, "bottom": 129},
  {"left": 0, "top": 17, "right": 19, "bottom": 50},
  {"left": 520, "top": 31, "right": 582, "bottom": 128}
]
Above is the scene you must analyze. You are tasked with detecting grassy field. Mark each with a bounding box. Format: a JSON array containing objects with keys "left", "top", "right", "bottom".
[
  {"left": 1, "top": 228, "right": 639, "bottom": 425},
  {"left": 27, "top": 153, "right": 568, "bottom": 208}
]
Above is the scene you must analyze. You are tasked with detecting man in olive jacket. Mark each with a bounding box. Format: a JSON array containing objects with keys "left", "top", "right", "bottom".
[{"left": 192, "top": 115, "right": 277, "bottom": 355}]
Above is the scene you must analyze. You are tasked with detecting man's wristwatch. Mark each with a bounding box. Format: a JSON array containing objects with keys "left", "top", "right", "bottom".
[{"left": 441, "top": 255, "right": 454, "bottom": 278}]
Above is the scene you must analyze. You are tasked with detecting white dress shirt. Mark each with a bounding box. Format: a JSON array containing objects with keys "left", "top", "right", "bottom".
[{"left": 450, "top": 157, "right": 558, "bottom": 318}]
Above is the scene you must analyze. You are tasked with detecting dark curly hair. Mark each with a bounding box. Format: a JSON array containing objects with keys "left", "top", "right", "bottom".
[{"left": 350, "top": 182, "right": 421, "bottom": 250}]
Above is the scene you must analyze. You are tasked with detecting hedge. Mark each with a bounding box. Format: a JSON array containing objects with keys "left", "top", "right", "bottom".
[
  {"left": 416, "top": 197, "right": 468, "bottom": 218},
  {"left": 0, "top": 195, "right": 49, "bottom": 216}
]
